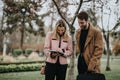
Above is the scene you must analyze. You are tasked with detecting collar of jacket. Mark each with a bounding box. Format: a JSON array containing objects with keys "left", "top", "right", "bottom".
[
  {"left": 76, "top": 23, "right": 96, "bottom": 50},
  {"left": 51, "top": 32, "right": 68, "bottom": 41}
]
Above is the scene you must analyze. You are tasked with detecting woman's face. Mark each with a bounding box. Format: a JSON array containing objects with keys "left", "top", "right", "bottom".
[{"left": 57, "top": 26, "right": 66, "bottom": 36}]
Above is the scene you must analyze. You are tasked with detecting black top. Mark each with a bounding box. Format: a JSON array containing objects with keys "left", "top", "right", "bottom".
[
  {"left": 78, "top": 25, "right": 90, "bottom": 74},
  {"left": 79, "top": 25, "right": 89, "bottom": 53}
]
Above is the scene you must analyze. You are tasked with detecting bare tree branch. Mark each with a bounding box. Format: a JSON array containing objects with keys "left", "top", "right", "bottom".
[
  {"left": 52, "top": 0, "right": 83, "bottom": 27},
  {"left": 103, "top": 29, "right": 107, "bottom": 41},
  {"left": 52, "top": 0, "right": 70, "bottom": 26},
  {"left": 111, "top": 22, "right": 120, "bottom": 31},
  {"left": 83, "top": 0, "right": 93, "bottom": 3},
  {"left": 116, "top": 0, "right": 119, "bottom": 3},
  {"left": 106, "top": 8, "right": 111, "bottom": 31},
  {"left": 38, "top": 11, "right": 53, "bottom": 18},
  {"left": 71, "top": 0, "right": 83, "bottom": 25}
]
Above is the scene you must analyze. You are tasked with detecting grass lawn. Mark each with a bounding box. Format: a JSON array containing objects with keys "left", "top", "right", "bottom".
[
  {"left": 0, "top": 56, "right": 120, "bottom": 80},
  {"left": 101, "top": 60, "right": 120, "bottom": 80},
  {"left": 0, "top": 71, "right": 45, "bottom": 80}
]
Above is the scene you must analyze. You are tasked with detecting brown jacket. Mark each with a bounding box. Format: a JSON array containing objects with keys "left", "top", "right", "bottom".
[{"left": 75, "top": 23, "right": 104, "bottom": 73}]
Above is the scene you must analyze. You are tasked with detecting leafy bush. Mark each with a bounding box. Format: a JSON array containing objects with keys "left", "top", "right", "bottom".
[
  {"left": 13, "top": 49, "right": 23, "bottom": 57},
  {"left": 25, "top": 49, "right": 33, "bottom": 55},
  {"left": 0, "top": 63, "right": 42, "bottom": 73}
]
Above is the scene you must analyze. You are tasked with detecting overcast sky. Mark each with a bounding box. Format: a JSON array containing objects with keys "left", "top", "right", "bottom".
[
  {"left": 0, "top": 0, "right": 120, "bottom": 31},
  {"left": 38, "top": 0, "right": 120, "bottom": 31},
  {"left": 0, "top": 0, "right": 3, "bottom": 17}
]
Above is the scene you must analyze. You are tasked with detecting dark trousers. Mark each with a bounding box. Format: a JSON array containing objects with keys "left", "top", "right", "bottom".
[
  {"left": 45, "top": 62, "right": 68, "bottom": 80},
  {"left": 77, "top": 54, "right": 88, "bottom": 74}
]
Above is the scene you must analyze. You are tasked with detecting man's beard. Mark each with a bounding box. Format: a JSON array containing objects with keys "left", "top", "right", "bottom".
[{"left": 81, "top": 25, "right": 87, "bottom": 30}]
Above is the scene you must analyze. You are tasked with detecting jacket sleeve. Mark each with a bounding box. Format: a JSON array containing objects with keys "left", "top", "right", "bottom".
[
  {"left": 88, "top": 30, "right": 104, "bottom": 72},
  {"left": 43, "top": 32, "right": 51, "bottom": 57},
  {"left": 64, "top": 36, "right": 73, "bottom": 57}
]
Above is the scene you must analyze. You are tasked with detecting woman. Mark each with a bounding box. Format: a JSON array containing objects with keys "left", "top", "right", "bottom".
[{"left": 44, "top": 19, "right": 73, "bottom": 80}]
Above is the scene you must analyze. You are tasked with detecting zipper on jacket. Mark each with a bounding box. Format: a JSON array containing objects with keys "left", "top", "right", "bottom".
[
  {"left": 58, "top": 37, "right": 65, "bottom": 52},
  {"left": 57, "top": 36, "right": 61, "bottom": 64},
  {"left": 59, "top": 37, "right": 61, "bottom": 48}
]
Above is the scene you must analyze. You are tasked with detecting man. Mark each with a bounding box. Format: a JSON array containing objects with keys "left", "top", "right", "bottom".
[{"left": 75, "top": 11, "right": 104, "bottom": 74}]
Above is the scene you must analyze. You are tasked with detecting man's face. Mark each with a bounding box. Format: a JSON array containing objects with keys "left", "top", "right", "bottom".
[{"left": 78, "top": 19, "right": 87, "bottom": 29}]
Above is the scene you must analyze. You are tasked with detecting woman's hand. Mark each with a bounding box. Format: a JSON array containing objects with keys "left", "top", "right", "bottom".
[
  {"left": 57, "top": 48, "right": 63, "bottom": 53},
  {"left": 57, "top": 48, "right": 67, "bottom": 58},
  {"left": 50, "top": 52, "right": 57, "bottom": 59}
]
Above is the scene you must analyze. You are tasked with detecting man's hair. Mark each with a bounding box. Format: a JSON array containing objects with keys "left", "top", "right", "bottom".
[{"left": 77, "top": 11, "right": 88, "bottom": 21}]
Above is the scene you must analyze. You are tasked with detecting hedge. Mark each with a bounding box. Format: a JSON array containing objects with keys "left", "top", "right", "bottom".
[
  {"left": 13, "top": 49, "right": 33, "bottom": 57},
  {"left": 13, "top": 49, "right": 23, "bottom": 57},
  {"left": 0, "top": 63, "right": 42, "bottom": 73},
  {"left": 25, "top": 49, "right": 33, "bottom": 56}
]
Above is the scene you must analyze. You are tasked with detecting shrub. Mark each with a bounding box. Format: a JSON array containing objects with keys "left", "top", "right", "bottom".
[
  {"left": 13, "top": 49, "right": 23, "bottom": 57},
  {"left": 25, "top": 49, "right": 33, "bottom": 55},
  {"left": 0, "top": 63, "right": 42, "bottom": 73}
]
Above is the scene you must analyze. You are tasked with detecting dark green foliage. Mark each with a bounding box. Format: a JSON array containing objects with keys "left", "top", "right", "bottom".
[
  {"left": 0, "top": 63, "right": 42, "bottom": 73},
  {"left": 2, "top": 0, "right": 45, "bottom": 37},
  {"left": 25, "top": 49, "right": 33, "bottom": 55},
  {"left": 13, "top": 49, "right": 23, "bottom": 57}
]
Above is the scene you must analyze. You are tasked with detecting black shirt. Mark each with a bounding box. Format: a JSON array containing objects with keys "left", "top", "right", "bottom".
[
  {"left": 79, "top": 27, "right": 89, "bottom": 53},
  {"left": 78, "top": 25, "right": 89, "bottom": 74}
]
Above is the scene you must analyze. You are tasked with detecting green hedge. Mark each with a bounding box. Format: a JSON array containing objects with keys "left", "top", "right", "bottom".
[
  {"left": 25, "top": 49, "right": 33, "bottom": 55},
  {"left": 13, "top": 49, "right": 34, "bottom": 57},
  {"left": 13, "top": 49, "right": 23, "bottom": 57},
  {"left": 0, "top": 63, "right": 42, "bottom": 73}
]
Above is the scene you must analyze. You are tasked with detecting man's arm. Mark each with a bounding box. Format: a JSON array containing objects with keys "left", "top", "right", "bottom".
[{"left": 88, "top": 30, "right": 104, "bottom": 72}]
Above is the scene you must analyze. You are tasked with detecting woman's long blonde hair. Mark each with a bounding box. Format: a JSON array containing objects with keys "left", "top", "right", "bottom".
[{"left": 53, "top": 19, "right": 69, "bottom": 40}]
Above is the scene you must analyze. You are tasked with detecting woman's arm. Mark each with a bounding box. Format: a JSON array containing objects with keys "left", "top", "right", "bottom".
[
  {"left": 64, "top": 36, "right": 73, "bottom": 57},
  {"left": 44, "top": 32, "right": 52, "bottom": 57}
]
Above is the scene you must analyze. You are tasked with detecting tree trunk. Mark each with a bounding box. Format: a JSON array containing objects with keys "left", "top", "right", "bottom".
[
  {"left": 67, "top": 55, "right": 74, "bottom": 80},
  {"left": 3, "top": 36, "right": 7, "bottom": 57},
  {"left": 67, "top": 34, "right": 75, "bottom": 80},
  {"left": 105, "top": 32, "right": 111, "bottom": 71},
  {"left": 2, "top": 33, "right": 9, "bottom": 57},
  {"left": 20, "top": 16, "right": 25, "bottom": 49},
  {"left": 20, "top": 26, "right": 24, "bottom": 49}
]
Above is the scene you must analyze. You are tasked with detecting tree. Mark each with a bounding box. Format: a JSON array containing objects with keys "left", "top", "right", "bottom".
[
  {"left": 1, "top": 0, "right": 46, "bottom": 50},
  {"left": 52, "top": 0, "right": 83, "bottom": 80}
]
